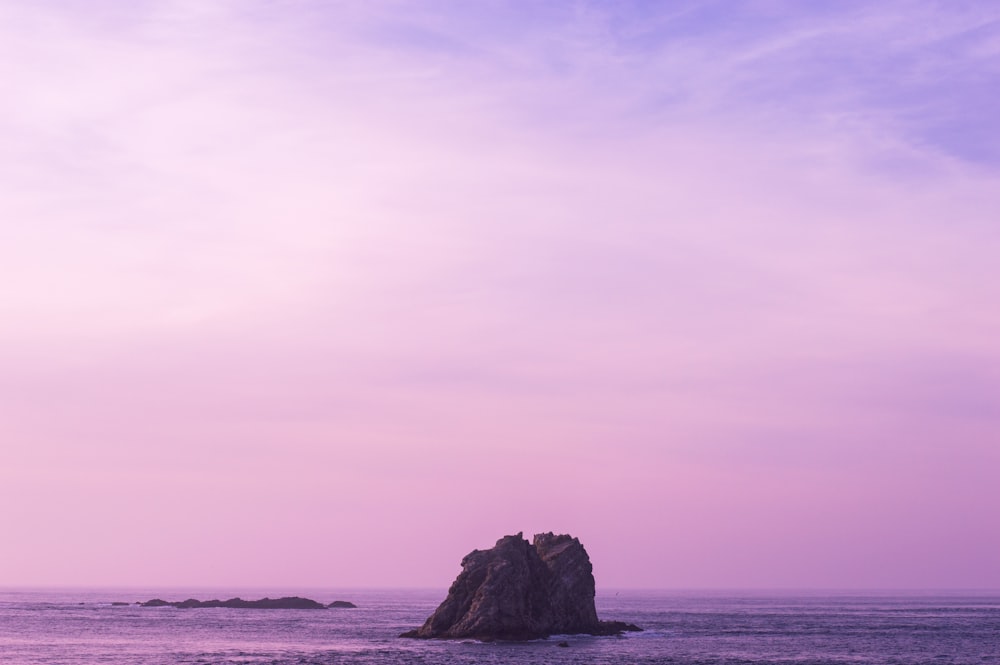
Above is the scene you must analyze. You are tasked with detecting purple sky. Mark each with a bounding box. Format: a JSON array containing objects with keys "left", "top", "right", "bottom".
[{"left": 2, "top": 1, "right": 999, "bottom": 589}]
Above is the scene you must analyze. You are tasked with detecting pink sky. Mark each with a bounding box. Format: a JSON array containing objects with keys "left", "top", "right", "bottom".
[{"left": 2, "top": 1, "right": 999, "bottom": 589}]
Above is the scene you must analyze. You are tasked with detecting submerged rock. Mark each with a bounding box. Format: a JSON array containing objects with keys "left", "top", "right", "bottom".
[{"left": 400, "top": 532, "right": 641, "bottom": 641}]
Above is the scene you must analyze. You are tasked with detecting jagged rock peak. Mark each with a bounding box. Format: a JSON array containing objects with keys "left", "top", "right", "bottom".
[{"left": 401, "top": 532, "right": 641, "bottom": 641}]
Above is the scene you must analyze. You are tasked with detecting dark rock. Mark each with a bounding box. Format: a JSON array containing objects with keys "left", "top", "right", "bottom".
[
  {"left": 238, "top": 597, "right": 327, "bottom": 609},
  {"left": 141, "top": 599, "right": 171, "bottom": 607},
  {"left": 557, "top": 641, "right": 570, "bottom": 647},
  {"left": 591, "top": 619, "right": 643, "bottom": 635},
  {"left": 111, "top": 602, "right": 129, "bottom": 606},
  {"left": 141, "top": 596, "right": 326, "bottom": 609},
  {"left": 174, "top": 598, "right": 209, "bottom": 608},
  {"left": 400, "top": 532, "right": 642, "bottom": 641},
  {"left": 328, "top": 600, "right": 357, "bottom": 608}
]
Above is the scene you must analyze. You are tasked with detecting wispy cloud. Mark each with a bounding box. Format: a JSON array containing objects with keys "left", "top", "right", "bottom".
[{"left": 1, "top": 0, "right": 998, "bottom": 588}]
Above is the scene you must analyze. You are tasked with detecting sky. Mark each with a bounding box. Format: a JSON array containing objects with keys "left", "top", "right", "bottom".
[{"left": 1, "top": 0, "right": 999, "bottom": 590}]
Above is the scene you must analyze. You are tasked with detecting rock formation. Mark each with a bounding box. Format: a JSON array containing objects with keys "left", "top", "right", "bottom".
[
  {"left": 401, "top": 532, "right": 641, "bottom": 641},
  {"left": 141, "top": 596, "right": 327, "bottom": 609}
]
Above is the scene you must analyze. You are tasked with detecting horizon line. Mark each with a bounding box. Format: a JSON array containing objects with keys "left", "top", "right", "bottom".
[{"left": 3, "top": 584, "right": 999, "bottom": 594}]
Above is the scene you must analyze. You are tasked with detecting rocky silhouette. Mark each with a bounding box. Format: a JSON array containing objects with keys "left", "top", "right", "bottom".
[
  {"left": 141, "top": 596, "right": 329, "bottom": 609},
  {"left": 401, "top": 532, "right": 641, "bottom": 641}
]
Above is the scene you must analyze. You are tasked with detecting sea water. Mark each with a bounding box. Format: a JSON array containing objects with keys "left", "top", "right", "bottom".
[{"left": 1, "top": 588, "right": 997, "bottom": 664}]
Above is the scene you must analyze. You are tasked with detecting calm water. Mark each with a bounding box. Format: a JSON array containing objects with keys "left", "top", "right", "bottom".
[{"left": 1, "top": 588, "right": 997, "bottom": 664}]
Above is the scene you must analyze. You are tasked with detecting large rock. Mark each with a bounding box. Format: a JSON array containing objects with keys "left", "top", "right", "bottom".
[{"left": 401, "top": 532, "right": 641, "bottom": 641}]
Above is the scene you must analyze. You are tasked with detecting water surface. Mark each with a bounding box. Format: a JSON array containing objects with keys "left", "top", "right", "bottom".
[{"left": 1, "top": 588, "right": 997, "bottom": 664}]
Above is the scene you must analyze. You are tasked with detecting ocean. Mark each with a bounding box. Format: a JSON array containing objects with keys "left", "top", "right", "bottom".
[{"left": 1, "top": 588, "right": 997, "bottom": 664}]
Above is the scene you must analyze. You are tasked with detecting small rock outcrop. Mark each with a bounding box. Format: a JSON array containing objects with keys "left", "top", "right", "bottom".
[
  {"left": 327, "top": 600, "right": 358, "bottom": 608},
  {"left": 141, "top": 596, "right": 327, "bottom": 609},
  {"left": 401, "top": 532, "right": 641, "bottom": 641}
]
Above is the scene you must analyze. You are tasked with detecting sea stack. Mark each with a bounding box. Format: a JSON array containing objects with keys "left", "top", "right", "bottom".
[{"left": 401, "top": 532, "right": 641, "bottom": 641}]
